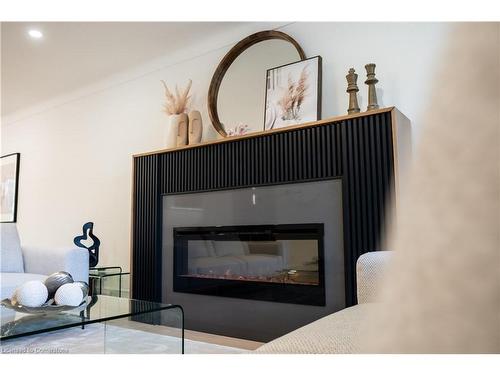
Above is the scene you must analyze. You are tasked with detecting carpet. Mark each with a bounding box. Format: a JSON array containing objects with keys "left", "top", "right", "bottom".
[{"left": 0, "top": 322, "right": 248, "bottom": 354}]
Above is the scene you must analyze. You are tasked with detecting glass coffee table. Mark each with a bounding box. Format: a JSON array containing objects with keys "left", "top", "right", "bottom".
[{"left": 0, "top": 295, "right": 184, "bottom": 354}]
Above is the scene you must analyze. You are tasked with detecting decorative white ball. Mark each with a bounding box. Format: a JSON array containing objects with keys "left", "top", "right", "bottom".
[
  {"left": 54, "top": 283, "right": 83, "bottom": 306},
  {"left": 15, "top": 280, "right": 48, "bottom": 307}
]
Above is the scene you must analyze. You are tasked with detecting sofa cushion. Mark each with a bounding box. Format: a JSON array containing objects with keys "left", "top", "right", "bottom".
[
  {"left": 0, "top": 272, "right": 46, "bottom": 300},
  {"left": 0, "top": 223, "right": 24, "bottom": 273},
  {"left": 21, "top": 246, "right": 89, "bottom": 283}
]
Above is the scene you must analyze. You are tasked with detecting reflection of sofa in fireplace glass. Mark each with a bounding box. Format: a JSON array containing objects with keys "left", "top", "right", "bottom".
[
  {"left": 173, "top": 224, "right": 325, "bottom": 305},
  {"left": 185, "top": 239, "right": 319, "bottom": 285}
]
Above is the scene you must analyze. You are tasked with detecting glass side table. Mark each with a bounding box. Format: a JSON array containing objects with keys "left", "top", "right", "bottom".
[{"left": 89, "top": 266, "right": 130, "bottom": 298}]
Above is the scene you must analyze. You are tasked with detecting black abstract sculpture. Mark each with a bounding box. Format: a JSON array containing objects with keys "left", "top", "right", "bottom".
[{"left": 74, "top": 222, "right": 101, "bottom": 268}]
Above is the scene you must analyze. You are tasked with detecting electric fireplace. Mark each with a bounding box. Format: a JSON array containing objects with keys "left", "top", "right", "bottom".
[
  {"left": 134, "top": 108, "right": 408, "bottom": 340},
  {"left": 173, "top": 223, "right": 325, "bottom": 305},
  {"left": 162, "top": 179, "right": 345, "bottom": 338}
]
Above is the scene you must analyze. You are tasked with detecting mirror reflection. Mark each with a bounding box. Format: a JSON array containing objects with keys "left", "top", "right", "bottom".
[{"left": 217, "top": 39, "right": 302, "bottom": 135}]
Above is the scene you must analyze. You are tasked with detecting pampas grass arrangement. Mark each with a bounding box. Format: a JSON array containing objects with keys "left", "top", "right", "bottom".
[
  {"left": 278, "top": 66, "right": 309, "bottom": 121},
  {"left": 161, "top": 79, "right": 192, "bottom": 115}
]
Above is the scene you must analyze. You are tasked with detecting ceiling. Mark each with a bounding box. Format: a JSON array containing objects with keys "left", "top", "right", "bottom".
[{"left": 1, "top": 22, "right": 266, "bottom": 116}]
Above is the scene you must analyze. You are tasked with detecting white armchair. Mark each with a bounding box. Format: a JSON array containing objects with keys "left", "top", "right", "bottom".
[{"left": 0, "top": 223, "right": 89, "bottom": 299}]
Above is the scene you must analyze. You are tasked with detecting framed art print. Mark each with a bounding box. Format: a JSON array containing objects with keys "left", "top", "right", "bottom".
[
  {"left": 1, "top": 153, "right": 20, "bottom": 223},
  {"left": 264, "top": 56, "right": 322, "bottom": 130}
]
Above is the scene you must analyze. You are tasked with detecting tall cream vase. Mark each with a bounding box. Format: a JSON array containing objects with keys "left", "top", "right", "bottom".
[
  {"left": 188, "top": 110, "right": 203, "bottom": 144},
  {"left": 166, "top": 113, "right": 188, "bottom": 148}
]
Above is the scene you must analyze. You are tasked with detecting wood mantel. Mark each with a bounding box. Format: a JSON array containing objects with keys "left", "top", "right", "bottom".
[
  {"left": 131, "top": 107, "right": 411, "bottom": 324},
  {"left": 133, "top": 107, "right": 405, "bottom": 157}
]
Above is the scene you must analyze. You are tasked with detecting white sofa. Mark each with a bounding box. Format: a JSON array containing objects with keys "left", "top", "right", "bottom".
[
  {"left": 0, "top": 223, "right": 89, "bottom": 299},
  {"left": 256, "top": 251, "right": 392, "bottom": 353}
]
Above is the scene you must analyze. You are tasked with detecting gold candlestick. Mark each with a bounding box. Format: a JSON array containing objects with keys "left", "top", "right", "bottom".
[
  {"left": 365, "top": 63, "right": 379, "bottom": 111},
  {"left": 346, "top": 68, "right": 360, "bottom": 114}
]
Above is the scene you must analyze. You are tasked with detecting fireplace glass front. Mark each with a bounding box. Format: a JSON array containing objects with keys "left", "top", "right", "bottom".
[
  {"left": 173, "top": 223, "right": 325, "bottom": 305},
  {"left": 175, "top": 224, "right": 322, "bottom": 286},
  {"left": 163, "top": 180, "right": 343, "bottom": 306}
]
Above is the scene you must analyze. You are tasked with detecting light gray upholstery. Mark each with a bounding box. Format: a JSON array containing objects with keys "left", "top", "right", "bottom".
[
  {"left": 22, "top": 246, "right": 89, "bottom": 283},
  {"left": 356, "top": 251, "right": 392, "bottom": 304},
  {"left": 0, "top": 223, "right": 24, "bottom": 273},
  {"left": 1, "top": 272, "right": 46, "bottom": 299},
  {"left": 255, "top": 304, "right": 376, "bottom": 354},
  {"left": 0, "top": 224, "right": 89, "bottom": 299},
  {"left": 256, "top": 251, "right": 392, "bottom": 353}
]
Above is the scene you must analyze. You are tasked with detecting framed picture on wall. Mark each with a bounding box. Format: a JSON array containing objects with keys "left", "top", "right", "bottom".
[
  {"left": 1, "top": 153, "right": 20, "bottom": 223},
  {"left": 264, "top": 56, "right": 322, "bottom": 131}
]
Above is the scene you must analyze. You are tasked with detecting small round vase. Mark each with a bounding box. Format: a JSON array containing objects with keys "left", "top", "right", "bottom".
[{"left": 188, "top": 110, "right": 203, "bottom": 145}]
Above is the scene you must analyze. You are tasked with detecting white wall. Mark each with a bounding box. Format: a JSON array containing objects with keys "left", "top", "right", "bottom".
[{"left": 1, "top": 23, "right": 451, "bottom": 271}]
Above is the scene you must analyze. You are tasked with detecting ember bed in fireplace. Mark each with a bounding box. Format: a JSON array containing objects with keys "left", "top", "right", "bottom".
[{"left": 173, "top": 223, "right": 325, "bottom": 305}]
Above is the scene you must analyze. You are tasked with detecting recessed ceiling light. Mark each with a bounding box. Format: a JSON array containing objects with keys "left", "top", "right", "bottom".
[{"left": 28, "top": 29, "right": 43, "bottom": 39}]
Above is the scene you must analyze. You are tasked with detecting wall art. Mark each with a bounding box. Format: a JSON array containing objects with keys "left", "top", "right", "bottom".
[
  {"left": 264, "top": 56, "right": 322, "bottom": 130},
  {"left": 1, "top": 153, "right": 20, "bottom": 223}
]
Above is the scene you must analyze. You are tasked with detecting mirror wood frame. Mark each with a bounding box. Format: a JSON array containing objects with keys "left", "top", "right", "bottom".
[{"left": 208, "top": 30, "right": 306, "bottom": 137}]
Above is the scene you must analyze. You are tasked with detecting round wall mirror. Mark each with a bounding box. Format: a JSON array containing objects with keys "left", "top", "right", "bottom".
[{"left": 208, "top": 31, "right": 305, "bottom": 137}]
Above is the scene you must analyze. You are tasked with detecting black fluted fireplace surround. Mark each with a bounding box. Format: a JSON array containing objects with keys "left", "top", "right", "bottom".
[{"left": 131, "top": 107, "right": 410, "bottom": 341}]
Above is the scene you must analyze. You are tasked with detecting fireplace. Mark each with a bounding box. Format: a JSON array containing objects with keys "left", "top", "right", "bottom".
[
  {"left": 173, "top": 224, "right": 325, "bottom": 305},
  {"left": 134, "top": 108, "right": 407, "bottom": 340},
  {"left": 161, "top": 179, "right": 344, "bottom": 339}
]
